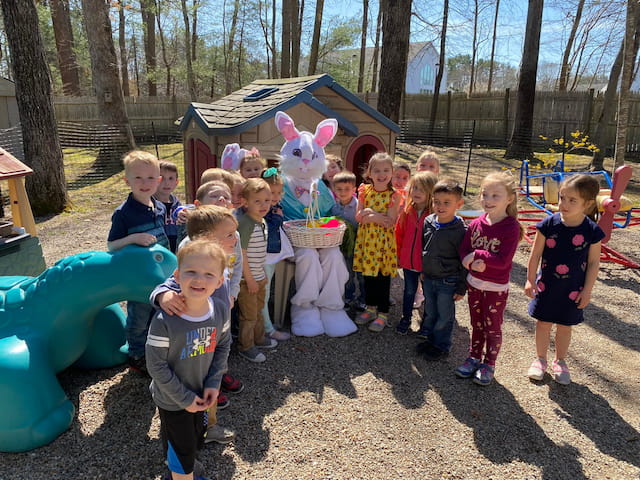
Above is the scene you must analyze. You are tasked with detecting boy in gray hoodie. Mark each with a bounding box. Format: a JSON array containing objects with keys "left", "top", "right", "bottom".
[{"left": 417, "top": 178, "right": 467, "bottom": 360}]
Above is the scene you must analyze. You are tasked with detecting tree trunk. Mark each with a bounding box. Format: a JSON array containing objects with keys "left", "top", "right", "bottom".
[
  {"left": 81, "top": 0, "right": 136, "bottom": 169},
  {"left": 429, "top": 0, "right": 448, "bottom": 134},
  {"left": 468, "top": 0, "right": 479, "bottom": 97},
  {"left": 224, "top": 0, "right": 240, "bottom": 94},
  {"left": 487, "top": 0, "right": 500, "bottom": 92},
  {"left": 357, "top": 0, "right": 368, "bottom": 92},
  {"left": 558, "top": 0, "right": 585, "bottom": 91},
  {"left": 308, "top": 0, "right": 324, "bottom": 75},
  {"left": 179, "top": 0, "right": 197, "bottom": 100},
  {"left": 614, "top": 0, "right": 640, "bottom": 169},
  {"left": 290, "top": 0, "right": 302, "bottom": 77},
  {"left": 505, "top": 0, "right": 543, "bottom": 160},
  {"left": 131, "top": 28, "right": 141, "bottom": 95},
  {"left": 49, "top": 0, "right": 81, "bottom": 96},
  {"left": 281, "top": 0, "right": 291, "bottom": 78},
  {"left": 377, "top": 0, "right": 412, "bottom": 123},
  {"left": 271, "top": 0, "right": 278, "bottom": 78},
  {"left": 371, "top": 7, "right": 382, "bottom": 92},
  {"left": 155, "top": 0, "right": 173, "bottom": 96},
  {"left": 1, "top": 0, "right": 68, "bottom": 214},
  {"left": 191, "top": 0, "right": 199, "bottom": 61},
  {"left": 140, "top": 0, "right": 157, "bottom": 96},
  {"left": 118, "top": 2, "right": 131, "bottom": 97}
]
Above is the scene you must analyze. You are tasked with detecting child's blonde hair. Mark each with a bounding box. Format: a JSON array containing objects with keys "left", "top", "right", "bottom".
[
  {"left": 123, "top": 150, "right": 159, "bottom": 173},
  {"left": 186, "top": 204, "right": 238, "bottom": 240},
  {"left": 481, "top": 171, "right": 524, "bottom": 240},
  {"left": 364, "top": 152, "right": 394, "bottom": 190},
  {"left": 417, "top": 150, "right": 440, "bottom": 172},
  {"left": 406, "top": 171, "right": 437, "bottom": 212},
  {"left": 560, "top": 174, "right": 600, "bottom": 221},
  {"left": 200, "top": 168, "right": 235, "bottom": 190},
  {"left": 196, "top": 180, "right": 232, "bottom": 203},
  {"left": 260, "top": 167, "right": 284, "bottom": 186},
  {"left": 177, "top": 238, "right": 227, "bottom": 277},
  {"left": 241, "top": 177, "right": 270, "bottom": 199}
]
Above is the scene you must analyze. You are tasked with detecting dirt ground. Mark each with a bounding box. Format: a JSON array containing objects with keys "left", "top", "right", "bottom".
[{"left": 1, "top": 145, "right": 639, "bottom": 480}]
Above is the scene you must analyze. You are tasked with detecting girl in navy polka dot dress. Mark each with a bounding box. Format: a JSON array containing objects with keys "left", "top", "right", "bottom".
[{"left": 525, "top": 175, "right": 605, "bottom": 385}]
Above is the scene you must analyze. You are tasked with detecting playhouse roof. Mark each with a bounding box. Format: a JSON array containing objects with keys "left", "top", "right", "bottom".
[{"left": 179, "top": 74, "right": 399, "bottom": 137}]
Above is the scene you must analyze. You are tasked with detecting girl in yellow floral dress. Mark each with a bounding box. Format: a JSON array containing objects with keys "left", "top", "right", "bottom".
[{"left": 353, "top": 153, "right": 402, "bottom": 332}]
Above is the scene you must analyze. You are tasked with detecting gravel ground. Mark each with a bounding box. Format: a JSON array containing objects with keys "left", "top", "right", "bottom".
[{"left": 1, "top": 147, "right": 639, "bottom": 480}]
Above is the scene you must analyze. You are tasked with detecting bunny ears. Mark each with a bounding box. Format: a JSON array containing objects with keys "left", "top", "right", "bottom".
[
  {"left": 221, "top": 144, "right": 261, "bottom": 171},
  {"left": 275, "top": 111, "right": 338, "bottom": 147}
]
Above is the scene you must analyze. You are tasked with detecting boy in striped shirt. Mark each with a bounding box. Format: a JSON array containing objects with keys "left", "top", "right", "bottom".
[{"left": 236, "top": 178, "right": 278, "bottom": 362}]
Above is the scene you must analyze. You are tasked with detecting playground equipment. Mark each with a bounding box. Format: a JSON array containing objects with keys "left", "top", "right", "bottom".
[
  {"left": 519, "top": 161, "right": 639, "bottom": 268},
  {"left": 0, "top": 244, "right": 176, "bottom": 452}
]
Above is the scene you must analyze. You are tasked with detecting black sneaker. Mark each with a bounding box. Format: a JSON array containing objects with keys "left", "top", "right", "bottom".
[{"left": 128, "top": 356, "right": 149, "bottom": 377}]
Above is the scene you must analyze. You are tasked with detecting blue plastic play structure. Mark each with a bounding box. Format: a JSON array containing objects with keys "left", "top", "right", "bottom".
[{"left": 0, "top": 245, "right": 176, "bottom": 452}]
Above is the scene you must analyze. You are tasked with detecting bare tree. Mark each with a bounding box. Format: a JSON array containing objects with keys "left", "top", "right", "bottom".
[
  {"left": 468, "top": 0, "right": 479, "bottom": 96},
  {"left": 258, "top": 0, "right": 277, "bottom": 77},
  {"left": 558, "top": 0, "right": 585, "bottom": 91},
  {"left": 191, "top": 0, "right": 199, "bottom": 61},
  {"left": 308, "top": 0, "right": 324, "bottom": 75},
  {"left": 487, "top": 0, "right": 500, "bottom": 92},
  {"left": 1, "top": 0, "right": 67, "bottom": 214},
  {"left": 140, "top": 0, "right": 157, "bottom": 95},
  {"left": 49, "top": 0, "right": 81, "bottom": 95},
  {"left": 430, "top": 0, "right": 448, "bottom": 132},
  {"left": 370, "top": 6, "right": 382, "bottom": 92},
  {"left": 281, "top": 0, "right": 291, "bottom": 77},
  {"left": 155, "top": 0, "right": 177, "bottom": 96},
  {"left": 118, "top": 1, "right": 131, "bottom": 97},
  {"left": 290, "top": 0, "right": 303, "bottom": 76},
  {"left": 357, "top": 0, "right": 368, "bottom": 92},
  {"left": 224, "top": 0, "right": 240, "bottom": 93},
  {"left": 272, "top": 0, "right": 278, "bottom": 78},
  {"left": 179, "top": 0, "right": 197, "bottom": 99},
  {"left": 81, "top": 0, "right": 136, "bottom": 155},
  {"left": 377, "top": 0, "right": 412, "bottom": 123}
]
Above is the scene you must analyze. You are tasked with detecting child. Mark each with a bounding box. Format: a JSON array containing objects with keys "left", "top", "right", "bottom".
[
  {"left": 331, "top": 170, "right": 366, "bottom": 311},
  {"left": 200, "top": 168, "right": 245, "bottom": 211},
  {"left": 391, "top": 162, "right": 411, "bottom": 199},
  {"left": 195, "top": 180, "right": 233, "bottom": 209},
  {"left": 260, "top": 167, "right": 292, "bottom": 341},
  {"left": 416, "top": 150, "right": 441, "bottom": 174},
  {"left": 353, "top": 153, "right": 401, "bottom": 332},
  {"left": 415, "top": 178, "right": 467, "bottom": 359},
  {"left": 395, "top": 171, "right": 437, "bottom": 334},
  {"left": 107, "top": 150, "right": 169, "bottom": 374},
  {"left": 525, "top": 175, "right": 604, "bottom": 385},
  {"left": 236, "top": 178, "right": 277, "bottom": 362},
  {"left": 456, "top": 171, "right": 523, "bottom": 385},
  {"left": 157, "top": 161, "right": 182, "bottom": 253},
  {"left": 239, "top": 151, "right": 267, "bottom": 179},
  {"left": 322, "top": 154, "right": 344, "bottom": 188},
  {"left": 146, "top": 239, "right": 230, "bottom": 480},
  {"left": 151, "top": 205, "right": 242, "bottom": 445}
]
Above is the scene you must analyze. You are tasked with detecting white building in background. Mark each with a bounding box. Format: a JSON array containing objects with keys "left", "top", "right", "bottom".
[
  {"left": 405, "top": 42, "right": 448, "bottom": 95},
  {"left": 0, "top": 77, "right": 19, "bottom": 129}
]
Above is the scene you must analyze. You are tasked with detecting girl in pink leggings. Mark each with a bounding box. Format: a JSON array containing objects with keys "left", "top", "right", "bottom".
[{"left": 456, "top": 172, "right": 523, "bottom": 385}]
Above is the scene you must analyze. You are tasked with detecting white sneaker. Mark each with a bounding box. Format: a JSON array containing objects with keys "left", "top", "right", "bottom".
[
  {"left": 257, "top": 337, "right": 278, "bottom": 349},
  {"left": 239, "top": 347, "right": 266, "bottom": 363},
  {"left": 205, "top": 424, "right": 235, "bottom": 444},
  {"left": 269, "top": 330, "right": 291, "bottom": 341}
]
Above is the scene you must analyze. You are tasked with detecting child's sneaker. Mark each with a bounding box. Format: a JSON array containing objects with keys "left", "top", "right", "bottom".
[
  {"left": 221, "top": 373, "right": 244, "bottom": 394},
  {"left": 527, "top": 357, "right": 548, "bottom": 381},
  {"left": 368, "top": 314, "right": 387, "bottom": 333},
  {"left": 473, "top": 363, "right": 495, "bottom": 386},
  {"left": 355, "top": 307, "right": 376, "bottom": 325},
  {"left": 204, "top": 424, "right": 235, "bottom": 444},
  {"left": 217, "top": 393, "right": 229, "bottom": 409},
  {"left": 455, "top": 357, "right": 480, "bottom": 378},
  {"left": 395, "top": 319, "right": 410, "bottom": 335},
  {"left": 128, "top": 355, "right": 149, "bottom": 377},
  {"left": 269, "top": 330, "right": 291, "bottom": 341},
  {"left": 552, "top": 359, "right": 571, "bottom": 385},
  {"left": 239, "top": 347, "right": 266, "bottom": 363},
  {"left": 256, "top": 337, "right": 278, "bottom": 349},
  {"left": 415, "top": 329, "right": 429, "bottom": 339}
]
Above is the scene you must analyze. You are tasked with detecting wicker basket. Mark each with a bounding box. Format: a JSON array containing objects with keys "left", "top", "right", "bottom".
[
  {"left": 283, "top": 218, "right": 346, "bottom": 248},
  {"left": 282, "top": 181, "right": 346, "bottom": 248}
]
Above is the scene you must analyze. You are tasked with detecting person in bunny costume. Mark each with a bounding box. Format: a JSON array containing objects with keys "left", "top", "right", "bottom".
[{"left": 275, "top": 111, "right": 357, "bottom": 337}]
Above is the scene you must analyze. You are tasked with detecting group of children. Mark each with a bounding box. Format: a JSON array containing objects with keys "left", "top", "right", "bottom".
[{"left": 106, "top": 144, "right": 605, "bottom": 480}]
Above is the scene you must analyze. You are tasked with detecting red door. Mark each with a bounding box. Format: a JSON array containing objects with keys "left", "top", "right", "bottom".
[
  {"left": 346, "top": 135, "right": 386, "bottom": 186},
  {"left": 187, "top": 139, "right": 216, "bottom": 202}
]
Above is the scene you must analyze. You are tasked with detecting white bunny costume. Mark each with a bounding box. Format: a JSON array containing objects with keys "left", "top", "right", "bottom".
[{"left": 275, "top": 111, "right": 357, "bottom": 337}]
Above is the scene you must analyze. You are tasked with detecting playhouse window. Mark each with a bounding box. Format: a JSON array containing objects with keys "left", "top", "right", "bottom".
[{"left": 244, "top": 88, "right": 279, "bottom": 102}]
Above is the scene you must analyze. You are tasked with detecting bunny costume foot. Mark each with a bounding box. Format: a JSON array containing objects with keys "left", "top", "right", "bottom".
[{"left": 275, "top": 111, "right": 357, "bottom": 338}]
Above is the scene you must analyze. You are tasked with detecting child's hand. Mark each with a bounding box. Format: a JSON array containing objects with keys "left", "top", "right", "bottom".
[
  {"left": 131, "top": 232, "right": 157, "bottom": 247},
  {"left": 462, "top": 252, "right": 475, "bottom": 270},
  {"left": 453, "top": 293, "right": 465, "bottom": 301},
  {"left": 524, "top": 279, "right": 538, "bottom": 298},
  {"left": 185, "top": 395, "right": 207, "bottom": 412},
  {"left": 575, "top": 288, "right": 592, "bottom": 309},
  {"left": 470, "top": 259, "right": 486, "bottom": 272},
  {"left": 246, "top": 278, "right": 259, "bottom": 294},
  {"left": 202, "top": 387, "right": 218, "bottom": 410},
  {"left": 229, "top": 296, "right": 235, "bottom": 309},
  {"left": 176, "top": 209, "right": 189, "bottom": 225},
  {"left": 275, "top": 207, "right": 283, "bottom": 216},
  {"left": 158, "top": 291, "right": 186, "bottom": 316}
]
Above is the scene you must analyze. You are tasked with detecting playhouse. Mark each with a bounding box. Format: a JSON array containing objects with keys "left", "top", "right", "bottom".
[{"left": 179, "top": 74, "right": 400, "bottom": 201}]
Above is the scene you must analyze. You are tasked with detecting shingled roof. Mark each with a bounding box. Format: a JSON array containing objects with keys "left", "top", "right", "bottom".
[{"left": 179, "top": 74, "right": 399, "bottom": 137}]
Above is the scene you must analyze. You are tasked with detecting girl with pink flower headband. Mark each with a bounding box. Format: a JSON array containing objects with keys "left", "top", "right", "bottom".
[
  {"left": 456, "top": 171, "right": 523, "bottom": 386},
  {"left": 525, "top": 174, "right": 604, "bottom": 385}
]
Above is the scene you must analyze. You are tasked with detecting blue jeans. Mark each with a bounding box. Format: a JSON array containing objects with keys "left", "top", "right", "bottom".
[
  {"left": 126, "top": 300, "right": 155, "bottom": 358},
  {"left": 344, "top": 254, "right": 365, "bottom": 305},
  {"left": 420, "top": 276, "right": 458, "bottom": 352},
  {"left": 400, "top": 269, "right": 422, "bottom": 326}
]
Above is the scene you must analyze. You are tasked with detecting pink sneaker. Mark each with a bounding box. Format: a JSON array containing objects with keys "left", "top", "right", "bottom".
[
  {"left": 552, "top": 359, "right": 571, "bottom": 385},
  {"left": 527, "top": 357, "right": 548, "bottom": 381}
]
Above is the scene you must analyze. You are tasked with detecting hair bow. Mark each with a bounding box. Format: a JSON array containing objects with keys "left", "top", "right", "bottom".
[
  {"left": 262, "top": 167, "right": 279, "bottom": 178},
  {"left": 245, "top": 147, "right": 261, "bottom": 158}
]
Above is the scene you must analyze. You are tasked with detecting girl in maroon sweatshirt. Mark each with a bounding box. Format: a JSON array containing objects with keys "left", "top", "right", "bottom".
[{"left": 456, "top": 172, "right": 523, "bottom": 385}]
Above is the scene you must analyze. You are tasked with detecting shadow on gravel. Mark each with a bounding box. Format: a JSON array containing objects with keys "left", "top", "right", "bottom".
[
  {"left": 548, "top": 383, "right": 640, "bottom": 468},
  {"left": 423, "top": 368, "right": 586, "bottom": 480}
]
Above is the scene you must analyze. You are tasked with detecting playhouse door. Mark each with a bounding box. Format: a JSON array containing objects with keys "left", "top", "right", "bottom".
[
  {"left": 193, "top": 139, "right": 216, "bottom": 190},
  {"left": 346, "top": 135, "right": 386, "bottom": 185}
]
